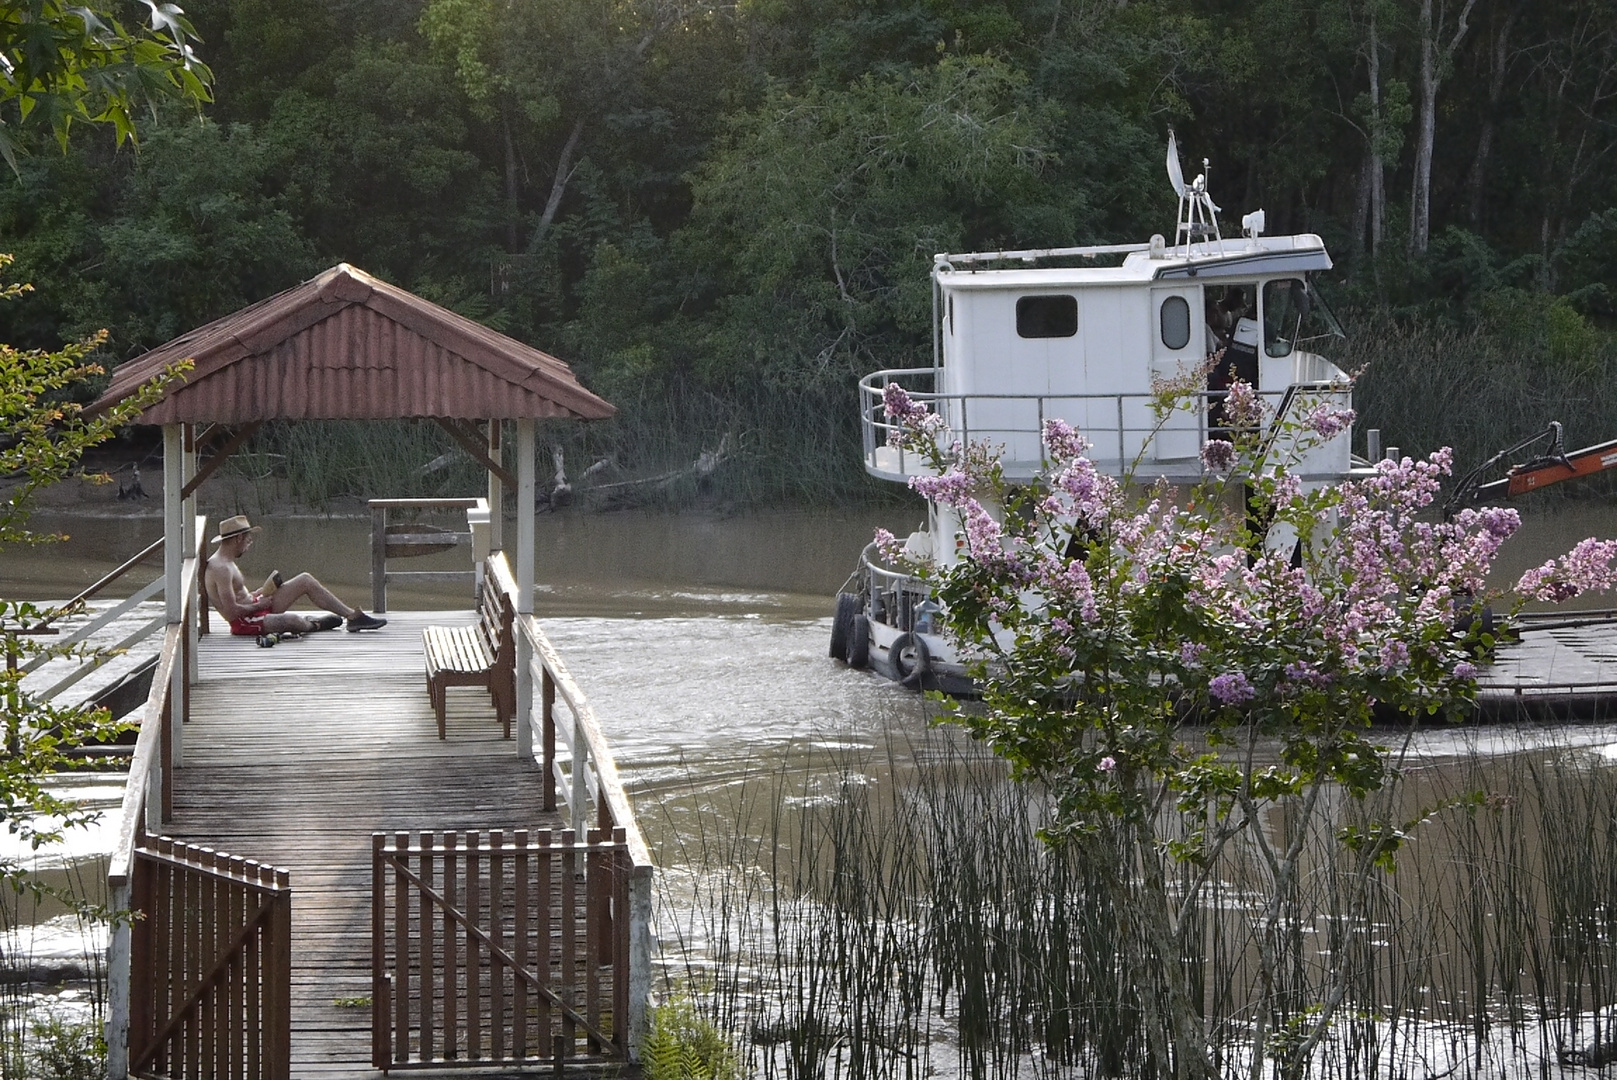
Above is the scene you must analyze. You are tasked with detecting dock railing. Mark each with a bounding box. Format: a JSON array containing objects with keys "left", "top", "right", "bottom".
[
  {"left": 488, "top": 553, "right": 655, "bottom": 1057},
  {"left": 104, "top": 514, "right": 208, "bottom": 1079},
  {"left": 369, "top": 497, "right": 490, "bottom": 613}
]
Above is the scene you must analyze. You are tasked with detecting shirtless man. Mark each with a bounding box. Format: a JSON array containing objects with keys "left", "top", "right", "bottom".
[{"left": 204, "top": 515, "right": 387, "bottom": 636}]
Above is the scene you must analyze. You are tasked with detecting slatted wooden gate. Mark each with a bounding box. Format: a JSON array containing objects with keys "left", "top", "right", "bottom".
[
  {"left": 372, "top": 828, "right": 631, "bottom": 1069},
  {"left": 128, "top": 836, "right": 293, "bottom": 1080}
]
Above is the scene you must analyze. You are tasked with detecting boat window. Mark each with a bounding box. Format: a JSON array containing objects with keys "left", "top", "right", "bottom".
[
  {"left": 1263, "top": 279, "right": 1305, "bottom": 358},
  {"left": 1016, "top": 295, "right": 1077, "bottom": 338},
  {"left": 948, "top": 294, "right": 954, "bottom": 334},
  {"left": 1159, "top": 296, "right": 1191, "bottom": 350}
]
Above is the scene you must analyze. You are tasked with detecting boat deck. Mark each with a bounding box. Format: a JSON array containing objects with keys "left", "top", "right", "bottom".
[{"left": 172, "top": 610, "right": 566, "bottom": 1078}]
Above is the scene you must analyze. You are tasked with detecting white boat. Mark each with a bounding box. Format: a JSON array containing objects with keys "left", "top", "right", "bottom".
[{"left": 831, "top": 138, "right": 1361, "bottom": 692}]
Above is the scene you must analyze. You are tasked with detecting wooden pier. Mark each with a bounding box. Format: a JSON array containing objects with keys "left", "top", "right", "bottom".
[
  {"left": 104, "top": 534, "right": 653, "bottom": 1080},
  {"left": 172, "top": 612, "right": 561, "bottom": 1076}
]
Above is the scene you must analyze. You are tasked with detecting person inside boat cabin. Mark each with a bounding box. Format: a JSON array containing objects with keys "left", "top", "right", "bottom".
[
  {"left": 1206, "top": 285, "right": 1260, "bottom": 437},
  {"left": 204, "top": 514, "right": 388, "bottom": 637}
]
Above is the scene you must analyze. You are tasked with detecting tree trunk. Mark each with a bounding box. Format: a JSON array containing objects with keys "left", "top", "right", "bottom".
[
  {"left": 529, "top": 119, "right": 585, "bottom": 253},
  {"left": 502, "top": 111, "right": 520, "bottom": 254},
  {"left": 1367, "top": 8, "right": 1385, "bottom": 256},
  {"left": 1351, "top": 152, "right": 1371, "bottom": 256},
  {"left": 1464, "top": 6, "right": 1520, "bottom": 224},
  {"left": 1409, "top": 0, "right": 1478, "bottom": 255}
]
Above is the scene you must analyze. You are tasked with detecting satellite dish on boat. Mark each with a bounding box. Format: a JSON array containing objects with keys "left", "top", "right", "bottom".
[{"left": 1166, "top": 131, "right": 1187, "bottom": 198}]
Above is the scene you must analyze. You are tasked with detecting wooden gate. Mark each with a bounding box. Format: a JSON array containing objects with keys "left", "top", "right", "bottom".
[
  {"left": 372, "top": 828, "right": 631, "bottom": 1068},
  {"left": 128, "top": 836, "right": 292, "bottom": 1080}
]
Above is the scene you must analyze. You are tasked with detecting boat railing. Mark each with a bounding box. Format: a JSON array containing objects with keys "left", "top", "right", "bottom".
[
  {"left": 859, "top": 367, "right": 1352, "bottom": 483},
  {"left": 492, "top": 553, "right": 655, "bottom": 1051},
  {"left": 368, "top": 497, "right": 489, "bottom": 613}
]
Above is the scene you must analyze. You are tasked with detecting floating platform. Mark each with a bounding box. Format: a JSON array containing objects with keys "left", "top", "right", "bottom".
[{"left": 1476, "top": 612, "right": 1617, "bottom": 721}]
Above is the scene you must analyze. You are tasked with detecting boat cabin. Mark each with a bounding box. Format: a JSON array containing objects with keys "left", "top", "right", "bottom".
[{"left": 863, "top": 230, "right": 1352, "bottom": 487}]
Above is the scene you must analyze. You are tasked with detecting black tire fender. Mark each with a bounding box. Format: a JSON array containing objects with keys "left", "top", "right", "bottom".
[
  {"left": 830, "top": 593, "right": 860, "bottom": 660},
  {"left": 846, "top": 614, "right": 871, "bottom": 669},
  {"left": 890, "top": 632, "right": 930, "bottom": 689}
]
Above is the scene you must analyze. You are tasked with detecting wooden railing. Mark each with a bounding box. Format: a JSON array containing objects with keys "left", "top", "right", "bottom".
[
  {"left": 369, "top": 498, "right": 490, "bottom": 613},
  {"left": 372, "top": 827, "right": 632, "bottom": 1067},
  {"left": 486, "top": 554, "right": 656, "bottom": 1059},
  {"left": 128, "top": 837, "right": 292, "bottom": 1080}
]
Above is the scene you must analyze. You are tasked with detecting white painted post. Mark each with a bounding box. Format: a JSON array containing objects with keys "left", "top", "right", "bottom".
[
  {"left": 571, "top": 715, "right": 586, "bottom": 834},
  {"left": 105, "top": 882, "right": 130, "bottom": 1080},
  {"left": 488, "top": 421, "right": 505, "bottom": 552},
  {"left": 627, "top": 868, "right": 654, "bottom": 1061},
  {"left": 163, "top": 425, "right": 182, "bottom": 624},
  {"left": 516, "top": 420, "right": 535, "bottom": 761},
  {"left": 183, "top": 424, "right": 198, "bottom": 683},
  {"left": 468, "top": 503, "right": 490, "bottom": 600},
  {"left": 163, "top": 426, "right": 184, "bottom": 768}
]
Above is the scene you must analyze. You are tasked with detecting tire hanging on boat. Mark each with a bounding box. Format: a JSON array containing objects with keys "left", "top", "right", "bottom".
[
  {"left": 890, "top": 632, "right": 929, "bottom": 689},
  {"left": 830, "top": 593, "right": 860, "bottom": 660},
  {"left": 846, "top": 614, "right": 870, "bottom": 669}
]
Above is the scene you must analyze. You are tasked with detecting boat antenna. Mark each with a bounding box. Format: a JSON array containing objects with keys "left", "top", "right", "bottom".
[{"left": 1168, "top": 132, "right": 1222, "bottom": 256}]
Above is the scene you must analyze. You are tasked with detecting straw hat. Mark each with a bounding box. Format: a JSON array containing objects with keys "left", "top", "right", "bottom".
[{"left": 211, "top": 515, "right": 263, "bottom": 544}]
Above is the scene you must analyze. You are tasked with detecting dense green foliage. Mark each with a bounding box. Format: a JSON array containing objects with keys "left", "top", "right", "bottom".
[{"left": 2, "top": 0, "right": 1614, "bottom": 503}]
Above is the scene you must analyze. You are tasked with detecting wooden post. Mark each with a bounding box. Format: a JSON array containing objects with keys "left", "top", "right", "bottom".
[
  {"left": 371, "top": 504, "right": 388, "bottom": 614},
  {"left": 106, "top": 881, "right": 131, "bottom": 1080},
  {"left": 163, "top": 427, "right": 184, "bottom": 771},
  {"left": 516, "top": 419, "right": 535, "bottom": 761},
  {"left": 626, "top": 866, "right": 653, "bottom": 1061},
  {"left": 488, "top": 421, "right": 504, "bottom": 553},
  {"left": 182, "top": 425, "right": 198, "bottom": 683}
]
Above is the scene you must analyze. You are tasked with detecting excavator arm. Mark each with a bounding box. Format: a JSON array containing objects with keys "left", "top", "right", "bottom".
[{"left": 1445, "top": 422, "right": 1617, "bottom": 518}]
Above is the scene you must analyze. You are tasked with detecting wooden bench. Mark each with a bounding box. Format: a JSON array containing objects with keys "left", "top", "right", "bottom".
[{"left": 422, "top": 567, "right": 515, "bottom": 739}]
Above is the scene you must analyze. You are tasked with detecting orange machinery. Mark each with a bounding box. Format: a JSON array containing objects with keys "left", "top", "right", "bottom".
[{"left": 1445, "top": 421, "right": 1617, "bottom": 518}]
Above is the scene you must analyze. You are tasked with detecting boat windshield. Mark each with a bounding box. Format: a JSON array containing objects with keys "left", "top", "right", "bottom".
[{"left": 1264, "top": 277, "right": 1347, "bottom": 357}]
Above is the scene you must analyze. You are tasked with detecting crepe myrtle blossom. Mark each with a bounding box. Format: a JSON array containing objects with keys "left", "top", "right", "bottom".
[
  {"left": 1517, "top": 538, "right": 1617, "bottom": 601},
  {"left": 1208, "top": 672, "right": 1256, "bottom": 705},
  {"left": 1200, "top": 439, "right": 1235, "bottom": 472},
  {"left": 1305, "top": 403, "right": 1356, "bottom": 440},
  {"left": 1097, "top": 756, "right": 1117, "bottom": 773},
  {"left": 883, "top": 382, "right": 945, "bottom": 446}
]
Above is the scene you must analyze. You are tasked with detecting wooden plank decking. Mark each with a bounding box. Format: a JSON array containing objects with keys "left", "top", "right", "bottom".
[{"left": 171, "top": 610, "right": 567, "bottom": 1078}]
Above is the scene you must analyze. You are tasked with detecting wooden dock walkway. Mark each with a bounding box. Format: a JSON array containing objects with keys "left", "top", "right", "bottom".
[{"left": 172, "top": 611, "right": 567, "bottom": 1078}]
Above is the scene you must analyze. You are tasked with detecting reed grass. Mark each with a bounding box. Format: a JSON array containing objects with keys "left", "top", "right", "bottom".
[
  {"left": 653, "top": 722, "right": 1617, "bottom": 1079},
  {"left": 1347, "top": 312, "right": 1617, "bottom": 499}
]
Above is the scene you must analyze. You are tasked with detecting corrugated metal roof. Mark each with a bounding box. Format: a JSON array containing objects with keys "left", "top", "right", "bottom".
[{"left": 90, "top": 264, "right": 615, "bottom": 423}]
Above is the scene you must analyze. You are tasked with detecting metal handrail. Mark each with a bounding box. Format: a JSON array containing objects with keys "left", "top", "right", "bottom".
[{"left": 858, "top": 367, "right": 1351, "bottom": 478}]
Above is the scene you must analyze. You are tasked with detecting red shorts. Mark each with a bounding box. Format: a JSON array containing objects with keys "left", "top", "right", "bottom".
[{"left": 229, "top": 603, "right": 273, "bottom": 636}]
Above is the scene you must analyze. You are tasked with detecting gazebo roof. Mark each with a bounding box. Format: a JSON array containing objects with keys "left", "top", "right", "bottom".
[{"left": 90, "top": 263, "right": 615, "bottom": 424}]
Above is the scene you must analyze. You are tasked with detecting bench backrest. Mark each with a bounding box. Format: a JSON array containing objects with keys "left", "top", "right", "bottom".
[{"left": 478, "top": 567, "right": 515, "bottom": 671}]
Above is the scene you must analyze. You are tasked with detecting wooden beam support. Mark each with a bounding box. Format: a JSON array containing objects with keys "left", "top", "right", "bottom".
[
  {"left": 180, "top": 421, "right": 264, "bottom": 500},
  {"left": 433, "top": 418, "right": 518, "bottom": 489}
]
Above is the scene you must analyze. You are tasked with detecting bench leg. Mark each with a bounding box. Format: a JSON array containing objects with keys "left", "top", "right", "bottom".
[{"left": 430, "top": 677, "right": 447, "bottom": 739}]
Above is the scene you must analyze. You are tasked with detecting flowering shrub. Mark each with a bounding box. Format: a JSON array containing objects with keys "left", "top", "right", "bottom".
[{"left": 878, "top": 378, "right": 1617, "bottom": 1078}]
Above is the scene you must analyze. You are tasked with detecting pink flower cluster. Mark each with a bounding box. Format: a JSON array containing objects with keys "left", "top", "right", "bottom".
[
  {"left": 1517, "top": 538, "right": 1617, "bottom": 602},
  {"left": 883, "top": 382, "right": 945, "bottom": 447},
  {"left": 1200, "top": 439, "right": 1235, "bottom": 472},
  {"left": 1305, "top": 403, "right": 1356, "bottom": 440}
]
